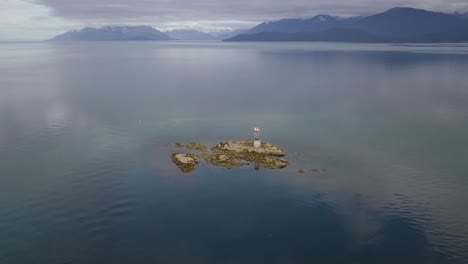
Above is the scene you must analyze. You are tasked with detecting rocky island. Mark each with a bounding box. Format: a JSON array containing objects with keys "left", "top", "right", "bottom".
[{"left": 172, "top": 140, "right": 288, "bottom": 173}]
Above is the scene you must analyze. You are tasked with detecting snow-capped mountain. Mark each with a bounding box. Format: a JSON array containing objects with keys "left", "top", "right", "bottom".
[{"left": 50, "top": 26, "right": 171, "bottom": 41}]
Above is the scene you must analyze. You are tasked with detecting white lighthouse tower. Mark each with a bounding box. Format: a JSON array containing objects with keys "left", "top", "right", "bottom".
[{"left": 253, "top": 127, "right": 261, "bottom": 148}]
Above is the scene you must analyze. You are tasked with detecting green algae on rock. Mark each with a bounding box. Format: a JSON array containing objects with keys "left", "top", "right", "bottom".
[
  {"left": 171, "top": 153, "right": 201, "bottom": 173},
  {"left": 201, "top": 152, "right": 250, "bottom": 169},
  {"left": 175, "top": 142, "right": 208, "bottom": 152},
  {"left": 211, "top": 140, "right": 286, "bottom": 156},
  {"left": 172, "top": 140, "right": 288, "bottom": 172}
]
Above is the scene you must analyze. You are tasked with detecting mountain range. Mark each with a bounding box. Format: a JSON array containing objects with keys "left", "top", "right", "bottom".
[
  {"left": 50, "top": 26, "right": 245, "bottom": 41},
  {"left": 163, "top": 29, "right": 246, "bottom": 40},
  {"left": 49, "top": 7, "right": 468, "bottom": 43},
  {"left": 164, "top": 30, "right": 216, "bottom": 40},
  {"left": 50, "top": 26, "right": 171, "bottom": 41},
  {"left": 225, "top": 7, "right": 468, "bottom": 43}
]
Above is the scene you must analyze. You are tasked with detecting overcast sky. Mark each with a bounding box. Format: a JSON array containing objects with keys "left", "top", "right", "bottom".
[{"left": 1, "top": 0, "right": 468, "bottom": 41}]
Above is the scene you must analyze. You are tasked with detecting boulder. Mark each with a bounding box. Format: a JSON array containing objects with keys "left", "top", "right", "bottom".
[{"left": 171, "top": 153, "right": 200, "bottom": 173}]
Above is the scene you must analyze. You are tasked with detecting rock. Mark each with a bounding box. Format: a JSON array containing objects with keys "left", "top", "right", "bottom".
[
  {"left": 201, "top": 153, "right": 250, "bottom": 169},
  {"left": 172, "top": 140, "right": 288, "bottom": 172},
  {"left": 211, "top": 140, "right": 286, "bottom": 156},
  {"left": 256, "top": 156, "right": 288, "bottom": 169},
  {"left": 207, "top": 140, "right": 288, "bottom": 169},
  {"left": 218, "top": 155, "right": 229, "bottom": 161},
  {"left": 171, "top": 153, "right": 200, "bottom": 173}
]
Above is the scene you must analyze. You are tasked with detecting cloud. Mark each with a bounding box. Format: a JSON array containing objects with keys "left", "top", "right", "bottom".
[
  {"left": 31, "top": 0, "right": 468, "bottom": 23},
  {"left": 2, "top": 0, "right": 468, "bottom": 40},
  {"left": 0, "top": 0, "right": 75, "bottom": 41}
]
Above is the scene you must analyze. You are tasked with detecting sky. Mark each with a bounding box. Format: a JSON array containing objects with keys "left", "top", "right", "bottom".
[{"left": 1, "top": 0, "right": 468, "bottom": 41}]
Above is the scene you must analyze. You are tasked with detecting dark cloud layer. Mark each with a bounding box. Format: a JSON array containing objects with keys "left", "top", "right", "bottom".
[{"left": 32, "top": 0, "right": 468, "bottom": 28}]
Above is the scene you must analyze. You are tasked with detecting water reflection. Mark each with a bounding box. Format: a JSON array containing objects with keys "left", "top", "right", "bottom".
[
  {"left": 1, "top": 42, "right": 468, "bottom": 263},
  {"left": 254, "top": 163, "right": 260, "bottom": 173}
]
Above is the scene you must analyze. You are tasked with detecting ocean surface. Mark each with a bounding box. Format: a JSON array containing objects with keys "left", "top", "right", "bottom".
[{"left": 1, "top": 41, "right": 468, "bottom": 263}]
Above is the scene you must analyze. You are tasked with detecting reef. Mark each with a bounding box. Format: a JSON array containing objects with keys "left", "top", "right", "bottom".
[{"left": 171, "top": 140, "right": 288, "bottom": 172}]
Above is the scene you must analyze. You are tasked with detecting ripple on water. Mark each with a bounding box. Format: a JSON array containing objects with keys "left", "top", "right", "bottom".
[
  {"left": 0, "top": 149, "right": 138, "bottom": 263},
  {"left": 382, "top": 163, "right": 468, "bottom": 263}
]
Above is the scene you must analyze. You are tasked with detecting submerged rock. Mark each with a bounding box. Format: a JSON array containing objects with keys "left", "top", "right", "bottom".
[
  {"left": 171, "top": 153, "right": 200, "bottom": 173},
  {"left": 175, "top": 142, "right": 207, "bottom": 152},
  {"left": 310, "top": 168, "right": 327, "bottom": 174}
]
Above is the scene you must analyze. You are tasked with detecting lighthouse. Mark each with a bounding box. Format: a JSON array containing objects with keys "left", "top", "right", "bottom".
[{"left": 253, "top": 127, "right": 261, "bottom": 148}]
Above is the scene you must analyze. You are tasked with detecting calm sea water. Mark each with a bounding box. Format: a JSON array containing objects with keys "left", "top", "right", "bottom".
[{"left": 1, "top": 41, "right": 468, "bottom": 263}]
